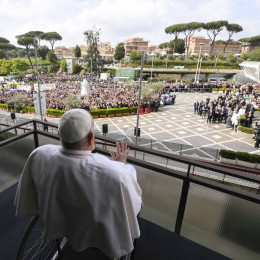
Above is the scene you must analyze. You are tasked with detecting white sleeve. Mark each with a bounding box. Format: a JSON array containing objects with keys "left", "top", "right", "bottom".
[
  {"left": 125, "top": 164, "right": 137, "bottom": 178},
  {"left": 14, "top": 151, "right": 39, "bottom": 217}
]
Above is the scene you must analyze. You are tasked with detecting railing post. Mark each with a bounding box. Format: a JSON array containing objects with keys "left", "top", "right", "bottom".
[
  {"left": 174, "top": 164, "right": 191, "bottom": 235},
  {"left": 33, "top": 121, "right": 39, "bottom": 148},
  {"left": 215, "top": 149, "right": 219, "bottom": 161}
]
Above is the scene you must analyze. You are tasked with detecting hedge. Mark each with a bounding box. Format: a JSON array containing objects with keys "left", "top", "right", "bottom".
[
  {"left": 239, "top": 115, "right": 246, "bottom": 125},
  {"left": 238, "top": 126, "right": 256, "bottom": 134},
  {"left": 0, "top": 131, "right": 16, "bottom": 141},
  {"left": 220, "top": 149, "right": 260, "bottom": 163},
  {"left": 212, "top": 88, "right": 236, "bottom": 92},
  {"left": 0, "top": 104, "right": 138, "bottom": 117}
]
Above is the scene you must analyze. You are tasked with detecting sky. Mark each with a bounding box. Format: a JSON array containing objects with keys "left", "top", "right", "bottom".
[{"left": 1, "top": 0, "right": 260, "bottom": 49}]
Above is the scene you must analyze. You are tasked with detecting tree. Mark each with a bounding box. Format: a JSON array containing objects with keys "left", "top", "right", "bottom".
[
  {"left": 0, "top": 59, "right": 12, "bottom": 74},
  {"left": 13, "top": 93, "right": 29, "bottom": 111},
  {"left": 249, "top": 47, "right": 260, "bottom": 61},
  {"left": 11, "top": 59, "right": 28, "bottom": 72},
  {"left": 158, "top": 42, "right": 168, "bottom": 49},
  {"left": 72, "top": 59, "right": 82, "bottom": 74},
  {"left": 0, "top": 37, "right": 10, "bottom": 43},
  {"left": 74, "top": 45, "right": 81, "bottom": 58},
  {"left": 23, "top": 31, "right": 44, "bottom": 45},
  {"left": 182, "top": 22, "right": 204, "bottom": 56},
  {"left": 248, "top": 35, "right": 260, "bottom": 46},
  {"left": 16, "top": 35, "right": 34, "bottom": 67},
  {"left": 168, "top": 39, "right": 185, "bottom": 54},
  {"left": 47, "top": 51, "right": 58, "bottom": 64},
  {"left": 40, "top": 32, "right": 62, "bottom": 51},
  {"left": 165, "top": 24, "right": 186, "bottom": 53},
  {"left": 223, "top": 24, "right": 243, "bottom": 53},
  {"left": 0, "top": 42, "right": 16, "bottom": 58},
  {"left": 0, "top": 51, "right": 4, "bottom": 59},
  {"left": 83, "top": 26, "right": 103, "bottom": 72},
  {"left": 64, "top": 93, "right": 82, "bottom": 109},
  {"left": 202, "top": 20, "right": 228, "bottom": 53},
  {"left": 114, "top": 42, "right": 125, "bottom": 61},
  {"left": 60, "top": 59, "right": 67, "bottom": 72},
  {"left": 129, "top": 51, "right": 142, "bottom": 63},
  {"left": 37, "top": 45, "right": 50, "bottom": 60}
]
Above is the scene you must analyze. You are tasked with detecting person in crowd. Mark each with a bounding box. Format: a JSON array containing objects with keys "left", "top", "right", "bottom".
[{"left": 231, "top": 109, "right": 240, "bottom": 131}]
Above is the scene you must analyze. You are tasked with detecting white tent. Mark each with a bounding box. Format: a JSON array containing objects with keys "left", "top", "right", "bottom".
[{"left": 239, "top": 61, "right": 260, "bottom": 83}]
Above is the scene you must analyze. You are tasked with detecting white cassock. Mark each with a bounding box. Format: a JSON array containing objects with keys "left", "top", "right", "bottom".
[
  {"left": 81, "top": 79, "right": 90, "bottom": 96},
  {"left": 14, "top": 145, "right": 142, "bottom": 259}
]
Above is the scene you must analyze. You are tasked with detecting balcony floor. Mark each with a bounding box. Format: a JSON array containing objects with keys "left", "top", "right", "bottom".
[{"left": 0, "top": 184, "right": 230, "bottom": 260}]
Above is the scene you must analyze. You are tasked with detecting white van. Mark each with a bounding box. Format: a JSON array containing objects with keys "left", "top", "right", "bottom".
[
  {"left": 174, "top": 66, "right": 185, "bottom": 69},
  {"left": 219, "top": 78, "right": 227, "bottom": 84},
  {"left": 209, "top": 78, "right": 217, "bottom": 83}
]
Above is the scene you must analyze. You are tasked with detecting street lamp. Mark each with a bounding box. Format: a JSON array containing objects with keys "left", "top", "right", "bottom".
[
  {"left": 150, "top": 52, "right": 154, "bottom": 83},
  {"left": 33, "top": 37, "right": 43, "bottom": 121},
  {"left": 194, "top": 43, "right": 204, "bottom": 84}
]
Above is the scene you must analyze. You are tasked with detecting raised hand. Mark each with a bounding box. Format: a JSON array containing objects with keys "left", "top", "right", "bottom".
[{"left": 110, "top": 141, "right": 130, "bottom": 164}]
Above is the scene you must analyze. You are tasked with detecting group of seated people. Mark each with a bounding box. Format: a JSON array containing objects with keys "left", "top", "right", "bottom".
[{"left": 194, "top": 85, "right": 259, "bottom": 131}]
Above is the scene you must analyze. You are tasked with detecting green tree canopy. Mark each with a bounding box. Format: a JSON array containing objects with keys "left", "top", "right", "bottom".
[
  {"left": 202, "top": 20, "right": 228, "bottom": 53},
  {"left": 60, "top": 59, "right": 67, "bottom": 72},
  {"left": 40, "top": 32, "right": 62, "bottom": 50},
  {"left": 223, "top": 23, "right": 243, "bottom": 53},
  {"left": 248, "top": 47, "right": 260, "bottom": 61},
  {"left": 0, "top": 59, "right": 12, "bottom": 74},
  {"left": 11, "top": 59, "right": 28, "bottom": 72},
  {"left": 83, "top": 26, "right": 103, "bottom": 72},
  {"left": 64, "top": 93, "right": 82, "bottom": 109},
  {"left": 182, "top": 22, "right": 204, "bottom": 55},
  {"left": 23, "top": 31, "right": 44, "bottom": 45},
  {"left": 16, "top": 35, "right": 34, "bottom": 67},
  {"left": 47, "top": 51, "right": 58, "bottom": 64},
  {"left": 165, "top": 24, "right": 186, "bottom": 52},
  {"left": 74, "top": 45, "right": 81, "bottom": 58},
  {"left": 0, "top": 37, "right": 10, "bottom": 43},
  {"left": 168, "top": 39, "right": 185, "bottom": 54},
  {"left": 114, "top": 42, "right": 125, "bottom": 61},
  {"left": 0, "top": 43, "right": 16, "bottom": 58},
  {"left": 130, "top": 50, "right": 142, "bottom": 63},
  {"left": 37, "top": 45, "right": 50, "bottom": 60}
]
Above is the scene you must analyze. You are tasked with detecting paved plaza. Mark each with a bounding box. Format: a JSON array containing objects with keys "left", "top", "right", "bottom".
[{"left": 1, "top": 92, "right": 260, "bottom": 160}]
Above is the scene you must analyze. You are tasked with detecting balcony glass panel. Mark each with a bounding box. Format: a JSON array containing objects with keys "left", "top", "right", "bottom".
[
  {"left": 0, "top": 135, "right": 35, "bottom": 192},
  {"left": 181, "top": 183, "right": 260, "bottom": 260},
  {"left": 134, "top": 164, "right": 183, "bottom": 231}
]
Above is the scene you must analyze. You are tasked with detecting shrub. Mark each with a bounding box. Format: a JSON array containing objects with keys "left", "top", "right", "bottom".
[
  {"left": 219, "top": 150, "right": 237, "bottom": 159},
  {"left": 0, "top": 131, "right": 16, "bottom": 141},
  {"left": 47, "top": 109, "right": 65, "bottom": 117},
  {"left": 220, "top": 149, "right": 260, "bottom": 164},
  {"left": 239, "top": 115, "right": 246, "bottom": 125},
  {"left": 238, "top": 126, "right": 256, "bottom": 134}
]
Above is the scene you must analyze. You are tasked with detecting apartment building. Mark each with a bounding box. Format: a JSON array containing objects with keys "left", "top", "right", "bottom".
[
  {"left": 211, "top": 44, "right": 241, "bottom": 56},
  {"left": 124, "top": 37, "right": 149, "bottom": 57},
  {"left": 186, "top": 37, "right": 211, "bottom": 56},
  {"left": 241, "top": 44, "right": 257, "bottom": 54},
  {"left": 54, "top": 46, "right": 74, "bottom": 59}
]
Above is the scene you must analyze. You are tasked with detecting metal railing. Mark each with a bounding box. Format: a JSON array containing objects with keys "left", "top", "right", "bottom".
[{"left": 1, "top": 119, "right": 260, "bottom": 259}]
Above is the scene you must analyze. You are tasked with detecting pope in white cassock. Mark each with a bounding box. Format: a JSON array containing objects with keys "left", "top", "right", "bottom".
[{"left": 14, "top": 109, "right": 142, "bottom": 259}]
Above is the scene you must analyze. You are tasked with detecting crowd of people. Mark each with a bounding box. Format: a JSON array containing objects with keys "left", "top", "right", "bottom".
[
  {"left": 194, "top": 83, "right": 260, "bottom": 131},
  {"left": 0, "top": 74, "right": 163, "bottom": 111}
]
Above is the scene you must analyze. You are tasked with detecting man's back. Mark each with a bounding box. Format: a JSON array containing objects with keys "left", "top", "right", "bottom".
[{"left": 15, "top": 144, "right": 142, "bottom": 259}]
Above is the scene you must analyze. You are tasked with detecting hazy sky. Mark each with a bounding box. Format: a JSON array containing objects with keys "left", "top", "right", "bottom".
[{"left": 1, "top": 0, "right": 260, "bottom": 49}]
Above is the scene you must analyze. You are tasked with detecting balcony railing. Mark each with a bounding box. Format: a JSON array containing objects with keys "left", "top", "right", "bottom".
[{"left": 1, "top": 119, "right": 260, "bottom": 260}]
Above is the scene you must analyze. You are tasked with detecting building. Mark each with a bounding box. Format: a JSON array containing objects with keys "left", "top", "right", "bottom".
[
  {"left": 186, "top": 37, "right": 211, "bottom": 56},
  {"left": 148, "top": 45, "right": 158, "bottom": 53},
  {"left": 124, "top": 37, "right": 149, "bottom": 57},
  {"left": 211, "top": 44, "right": 241, "bottom": 56},
  {"left": 54, "top": 46, "right": 74, "bottom": 59},
  {"left": 98, "top": 42, "right": 114, "bottom": 62},
  {"left": 80, "top": 45, "right": 88, "bottom": 56},
  {"left": 241, "top": 44, "right": 257, "bottom": 54}
]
